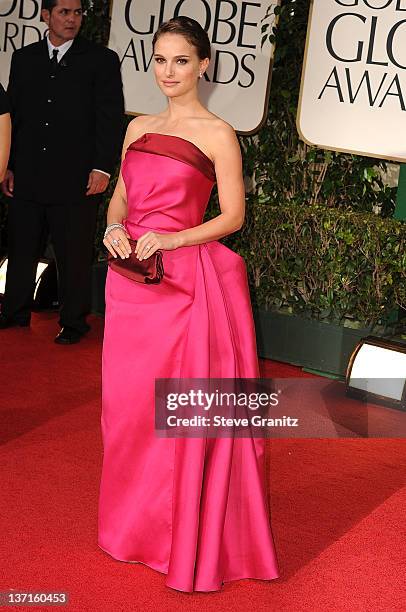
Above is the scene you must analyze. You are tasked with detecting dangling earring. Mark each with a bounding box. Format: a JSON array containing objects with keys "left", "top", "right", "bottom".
[{"left": 199, "top": 71, "right": 203, "bottom": 78}]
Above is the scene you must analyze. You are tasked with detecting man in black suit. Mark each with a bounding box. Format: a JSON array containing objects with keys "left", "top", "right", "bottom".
[{"left": 0, "top": 0, "right": 124, "bottom": 343}]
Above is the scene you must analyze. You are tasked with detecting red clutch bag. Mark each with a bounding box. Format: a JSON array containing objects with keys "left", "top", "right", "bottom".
[{"left": 107, "top": 238, "right": 164, "bottom": 284}]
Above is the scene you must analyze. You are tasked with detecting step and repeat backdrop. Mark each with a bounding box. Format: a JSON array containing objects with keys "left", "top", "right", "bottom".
[
  {"left": 2, "top": 1, "right": 405, "bottom": 155},
  {"left": 108, "top": 0, "right": 277, "bottom": 133},
  {"left": 0, "top": 0, "right": 47, "bottom": 84},
  {"left": 298, "top": 0, "right": 406, "bottom": 162},
  {"left": 0, "top": 0, "right": 278, "bottom": 134}
]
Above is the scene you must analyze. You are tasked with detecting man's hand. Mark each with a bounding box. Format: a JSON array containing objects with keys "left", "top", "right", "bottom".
[
  {"left": 1, "top": 169, "right": 14, "bottom": 197},
  {"left": 86, "top": 170, "right": 109, "bottom": 196}
]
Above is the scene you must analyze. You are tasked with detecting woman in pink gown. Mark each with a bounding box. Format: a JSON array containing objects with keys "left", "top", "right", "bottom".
[{"left": 98, "top": 16, "right": 279, "bottom": 592}]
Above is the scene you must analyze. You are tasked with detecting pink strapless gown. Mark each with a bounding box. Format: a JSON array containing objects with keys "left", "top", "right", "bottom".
[{"left": 98, "top": 133, "right": 279, "bottom": 592}]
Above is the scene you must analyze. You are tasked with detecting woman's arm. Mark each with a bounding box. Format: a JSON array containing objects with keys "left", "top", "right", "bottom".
[
  {"left": 178, "top": 123, "right": 245, "bottom": 246},
  {"left": 103, "top": 118, "right": 147, "bottom": 259},
  {"left": 0, "top": 113, "right": 11, "bottom": 182},
  {"left": 106, "top": 171, "right": 127, "bottom": 226},
  {"left": 106, "top": 120, "right": 141, "bottom": 226},
  {"left": 136, "top": 123, "right": 245, "bottom": 260}
]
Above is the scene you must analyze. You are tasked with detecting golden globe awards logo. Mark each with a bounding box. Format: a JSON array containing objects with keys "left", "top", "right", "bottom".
[
  {"left": 109, "top": 0, "right": 278, "bottom": 133},
  {"left": 321, "top": 0, "right": 406, "bottom": 109},
  {"left": 298, "top": 0, "right": 406, "bottom": 162},
  {"left": 122, "top": 0, "right": 260, "bottom": 88},
  {"left": 0, "top": 0, "right": 47, "bottom": 82}
]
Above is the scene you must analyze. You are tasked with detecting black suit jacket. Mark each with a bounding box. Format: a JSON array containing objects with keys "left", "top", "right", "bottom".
[
  {"left": 0, "top": 83, "right": 9, "bottom": 115},
  {"left": 7, "top": 36, "right": 124, "bottom": 205}
]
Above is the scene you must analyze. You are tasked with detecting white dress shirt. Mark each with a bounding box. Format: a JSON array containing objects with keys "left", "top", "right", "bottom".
[
  {"left": 45, "top": 35, "right": 111, "bottom": 180},
  {"left": 46, "top": 36, "right": 74, "bottom": 61}
]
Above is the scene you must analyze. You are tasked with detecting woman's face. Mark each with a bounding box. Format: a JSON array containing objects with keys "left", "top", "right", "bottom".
[{"left": 153, "top": 33, "right": 208, "bottom": 98}]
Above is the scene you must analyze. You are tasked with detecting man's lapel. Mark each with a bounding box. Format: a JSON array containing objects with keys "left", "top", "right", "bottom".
[
  {"left": 31, "top": 37, "right": 50, "bottom": 61},
  {"left": 63, "top": 36, "right": 89, "bottom": 62}
]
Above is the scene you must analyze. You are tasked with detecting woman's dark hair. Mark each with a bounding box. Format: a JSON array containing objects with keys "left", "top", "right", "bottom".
[{"left": 152, "top": 16, "right": 211, "bottom": 60}]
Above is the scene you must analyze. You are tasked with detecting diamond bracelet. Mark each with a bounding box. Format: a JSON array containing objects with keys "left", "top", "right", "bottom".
[{"left": 104, "top": 223, "right": 126, "bottom": 240}]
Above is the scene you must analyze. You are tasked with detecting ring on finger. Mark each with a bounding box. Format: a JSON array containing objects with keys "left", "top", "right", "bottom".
[{"left": 112, "top": 238, "right": 120, "bottom": 246}]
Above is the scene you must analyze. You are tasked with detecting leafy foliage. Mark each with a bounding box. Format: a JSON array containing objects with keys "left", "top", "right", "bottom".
[
  {"left": 227, "top": 202, "right": 406, "bottom": 327},
  {"left": 80, "top": 0, "right": 111, "bottom": 45},
  {"left": 212, "top": 0, "right": 403, "bottom": 327},
  {"left": 238, "top": 0, "right": 397, "bottom": 215}
]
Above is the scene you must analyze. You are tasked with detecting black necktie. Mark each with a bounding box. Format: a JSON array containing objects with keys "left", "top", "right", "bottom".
[{"left": 50, "top": 48, "right": 59, "bottom": 70}]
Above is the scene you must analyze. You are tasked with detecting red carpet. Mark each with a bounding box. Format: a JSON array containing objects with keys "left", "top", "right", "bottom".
[{"left": 0, "top": 312, "right": 405, "bottom": 611}]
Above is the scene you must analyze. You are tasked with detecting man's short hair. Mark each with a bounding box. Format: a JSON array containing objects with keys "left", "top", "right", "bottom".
[
  {"left": 42, "top": 0, "right": 83, "bottom": 10},
  {"left": 42, "top": 0, "right": 58, "bottom": 10}
]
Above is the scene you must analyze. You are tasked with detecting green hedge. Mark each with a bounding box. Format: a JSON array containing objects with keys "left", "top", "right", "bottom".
[{"left": 224, "top": 202, "right": 406, "bottom": 327}]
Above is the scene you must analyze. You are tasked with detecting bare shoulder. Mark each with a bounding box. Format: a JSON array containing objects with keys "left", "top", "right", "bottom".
[
  {"left": 202, "top": 117, "right": 240, "bottom": 164},
  {"left": 186, "top": 114, "right": 237, "bottom": 162},
  {"left": 125, "top": 114, "right": 161, "bottom": 141},
  {"left": 209, "top": 118, "right": 238, "bottom": 146},
  {"left": 195, "top": 111, "right": 234, "bottom": 136}
]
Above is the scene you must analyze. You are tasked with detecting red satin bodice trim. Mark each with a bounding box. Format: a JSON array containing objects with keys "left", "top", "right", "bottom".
[{"left": 127, "top": 133, "right": 216, "bottom": 183}]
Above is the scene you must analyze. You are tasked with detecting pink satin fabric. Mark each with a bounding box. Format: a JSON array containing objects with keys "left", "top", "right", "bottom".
[{"left": 98, "top": 133, "right": 280, "bottom": 592}]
